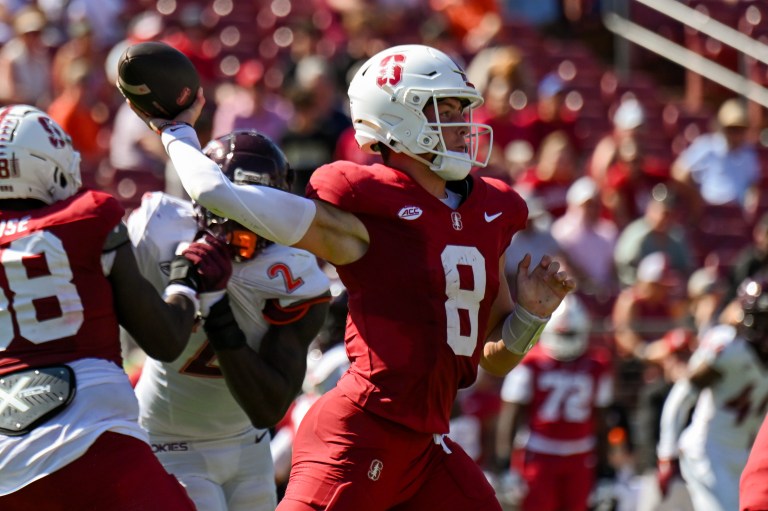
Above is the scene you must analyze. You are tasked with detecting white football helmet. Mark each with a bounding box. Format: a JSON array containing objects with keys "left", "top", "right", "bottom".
[
  {"left": 0, "top": 105, "right": 82, "bottom": 204},
  {"left": 348, "top": 44, "right": 492, "bottom": 181},
  {"left": 539, "top": 294, "right": 591, "bottom": 361}
]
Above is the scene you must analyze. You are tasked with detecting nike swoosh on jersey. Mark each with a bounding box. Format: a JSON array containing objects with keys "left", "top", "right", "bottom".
[{"left": 484, "top": 212, "right": 502, "bottom": 222}]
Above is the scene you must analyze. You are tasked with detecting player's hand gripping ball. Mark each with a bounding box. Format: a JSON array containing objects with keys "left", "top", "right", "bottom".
[{"left": 116, "top": 41, "right": 199, "bottom": 118}]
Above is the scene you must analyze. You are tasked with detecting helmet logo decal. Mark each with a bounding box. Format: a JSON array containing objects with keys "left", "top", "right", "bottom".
[
  {"left": 176, "top": 86, "right": 193, "bottom": 106},
  {"left": 451, "top": 212, "right": 463, "bottom": 231},
  {"left": 268, "top": 263, "right": 304, "bottom": 293},
  {"left": 398, "top": 205, "right": 422, "bottom": 220},
  {"left": 376, "top": 54, "right": 405, "bottom": 88},
  {"left": 37, "top": 117, "right": 66, "bottom": 149}
]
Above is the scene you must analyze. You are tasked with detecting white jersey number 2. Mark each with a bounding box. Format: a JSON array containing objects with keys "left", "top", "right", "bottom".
[
  {"left": 0, "top": 231, "right": 83, "bottom": 349},
  {"left": 442, "top": 245, "right": 486, "bottom": 357}
]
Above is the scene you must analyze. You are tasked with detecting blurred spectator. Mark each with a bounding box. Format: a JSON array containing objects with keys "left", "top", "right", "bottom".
[
  {"left": 47, "top": 59, "right": 108, "bottom": 176},
  {"left": 687, "top": 265, "right": 729, "bottom": 335},
  {"left": 51, "top": 20, "right": 96, "bottom": 96},
  {"left": 551, "top": 176, "right": 619, "bottom": 306},
  {"left": 589, "top": 98, "right": 646, "bottom": 184},
  {"left": 588, "top": 97, "right": 670, "bottom": 229},
  {"left": 108, "top": 101, "right": 167, "bottom": 176},
  {"left": 504, "top": 196, "right": 567, "bottom": 300},
  {"left": 428, "top": 0, "right": 502, "bottom": 53},
  {"left": 499, "top": 0, "right": 564, "bottom": 32},
  {"left": 469, "top": 44, "right": 534, "bottom": 176},
  {"left": 611, "top": 252, "right": 689, "bottom": 428},
  {"left": 514, "top": 130, "right": 579, "bottom": 219},
  {"left": 280, "top": 55, "right": 351, "bottom": 196},
  {"left": 160, "top": 4, "right": 218, "bottom": 87},
  {"left": 614, "top": 183, "right": 696, "bottom": 288},
  {"left": 633, "top": 327, "right": 696, "bottom": 511},
  {"left": 0, "top": 6, "right": 52, "bottom": 108},
  {"left": 210, "top": 60, "right": 291, "bottom": 141},
  {"left": 510, "top": 71, "right": 581, "bottom": 156},
  {"left": 63, "top": 0, "right": 125, "bottom": 52},
  {"left": 671, "top": 98, "right": 760, "bottom": 219},
  {"left": 0, "top": 1, "right": 17, "bottom": 43},
  {"left": 722, "top": 211, "right": 768, "bottom": 308}
]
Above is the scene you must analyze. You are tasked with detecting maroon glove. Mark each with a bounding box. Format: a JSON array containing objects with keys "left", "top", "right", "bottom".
[
  {"left": 657, "top": 458, "right": 681, "bottom": 498},
  {"left": 181, "top": 234, "right": 232, "bottom": 292}
]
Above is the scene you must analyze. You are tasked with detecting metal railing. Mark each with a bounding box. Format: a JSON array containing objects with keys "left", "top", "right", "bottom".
[{"left": 602, "top": 0, "right": 768, "bottom": 108}]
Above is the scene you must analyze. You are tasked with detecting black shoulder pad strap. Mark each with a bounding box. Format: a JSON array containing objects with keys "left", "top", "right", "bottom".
[{"left": 103, "top": 221, "right": 130, "bottom": 252}]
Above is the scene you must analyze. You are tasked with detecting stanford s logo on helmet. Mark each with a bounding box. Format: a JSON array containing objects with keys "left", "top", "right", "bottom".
[
  {"left": 0, "top": 105, "right": 81, "bottom": 204},
  {"left": 199, "top": 130, "right": 294, "bottom": 261},
  {"left": 376, "top": 54, "right": 405, "bottom": 88}
]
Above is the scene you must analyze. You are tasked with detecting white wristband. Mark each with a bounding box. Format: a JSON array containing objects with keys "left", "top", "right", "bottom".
[
  {"left": 502, "top": 305, "right": 550, "bottom": 355},
  {"left": 163, "top": 283, "right": 200, "bottom": 313}
]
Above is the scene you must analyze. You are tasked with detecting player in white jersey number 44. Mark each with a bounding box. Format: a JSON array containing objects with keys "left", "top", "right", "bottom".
[{"left": 658, "top": 276, "right": 768, "bottom": 511}]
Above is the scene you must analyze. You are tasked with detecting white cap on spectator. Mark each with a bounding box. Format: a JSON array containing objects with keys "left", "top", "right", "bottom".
[
  {"left": 566, "top": 176, "right": 599, "bottom": 206},
  {"left": 717, "top": 98, "right": 749, "bottom": 128},
  {"left": 687, "top": 267, "right": 723, "bottom": 299},
  {"left": 637, "top": 252, "right": 678, "bottom": 285},
  {"left": 13, "top": 8, "right": 46, "bottom": 35},
  {"left": 613, "top": 98, "right": 645, "bottom": 130}
]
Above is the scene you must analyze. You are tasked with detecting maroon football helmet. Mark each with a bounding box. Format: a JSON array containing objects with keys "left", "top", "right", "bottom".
[{"left": 197, "top": 130, "right": 294, "bottom": 261}]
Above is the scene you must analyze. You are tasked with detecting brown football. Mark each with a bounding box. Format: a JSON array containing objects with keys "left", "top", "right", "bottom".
[{"left": 116, "top": 41, "right": 199, "bottom": 118}]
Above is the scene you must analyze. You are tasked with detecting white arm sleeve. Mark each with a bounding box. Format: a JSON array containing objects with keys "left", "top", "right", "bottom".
[
  {"left": 657, "top": 378, "right": 700, "bottom": 460},
  {"left": 161, "top": 125, "right": 317, "bottom": 246}
]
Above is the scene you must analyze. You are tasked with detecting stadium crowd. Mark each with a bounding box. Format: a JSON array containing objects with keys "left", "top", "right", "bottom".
[{"left": 2, "top": 1, "right": 768, "bottom": 510}]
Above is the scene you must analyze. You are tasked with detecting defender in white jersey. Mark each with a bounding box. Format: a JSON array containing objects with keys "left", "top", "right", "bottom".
[
  {"left": 658, "top": 277, "right": 768, "bottom": 511},
  {"left": 129, "top": 131, "right": 331, "bottom": 511}
]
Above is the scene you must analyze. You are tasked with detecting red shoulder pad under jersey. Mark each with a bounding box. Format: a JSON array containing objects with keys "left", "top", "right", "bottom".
[
  {"left": 0, "top": 190, "right": 126, "bottom": 374},
  {"left": 262, "top": 295, "right": 332, "bottom": 325}
]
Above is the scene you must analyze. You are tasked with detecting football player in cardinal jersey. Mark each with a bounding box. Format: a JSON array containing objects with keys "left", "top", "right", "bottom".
[
  {"left": 0, "top": 105, "right": 232, "bottom": 510},
  {"left": 128, "top": 130, "right": 331, "bottom": 511},
  {"left": 129, "top": 44, "right": 575, "bottom": 510},
  {"left": 659, "top": 276, "right": 768, "bottom": 511},
  {"left": 495, "top": 294, "right": 614, "bottom": 511}
]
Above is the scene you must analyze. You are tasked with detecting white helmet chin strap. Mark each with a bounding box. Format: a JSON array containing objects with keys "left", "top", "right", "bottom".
[
  {"left": 431, "top": 151, "right": 472, "bottom": 181},
  {"left": 399, "top": 149, "right": 472, "bottom": 181}
]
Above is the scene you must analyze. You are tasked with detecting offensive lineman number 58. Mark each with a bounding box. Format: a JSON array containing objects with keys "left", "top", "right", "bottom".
[{"left": 0, "top": 231, "right": 83, "bottom": 348}]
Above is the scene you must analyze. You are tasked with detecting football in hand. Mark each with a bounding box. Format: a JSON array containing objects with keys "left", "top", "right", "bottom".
[{"left": 116, "top": 41, "right": 199, "bottom": 118}]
